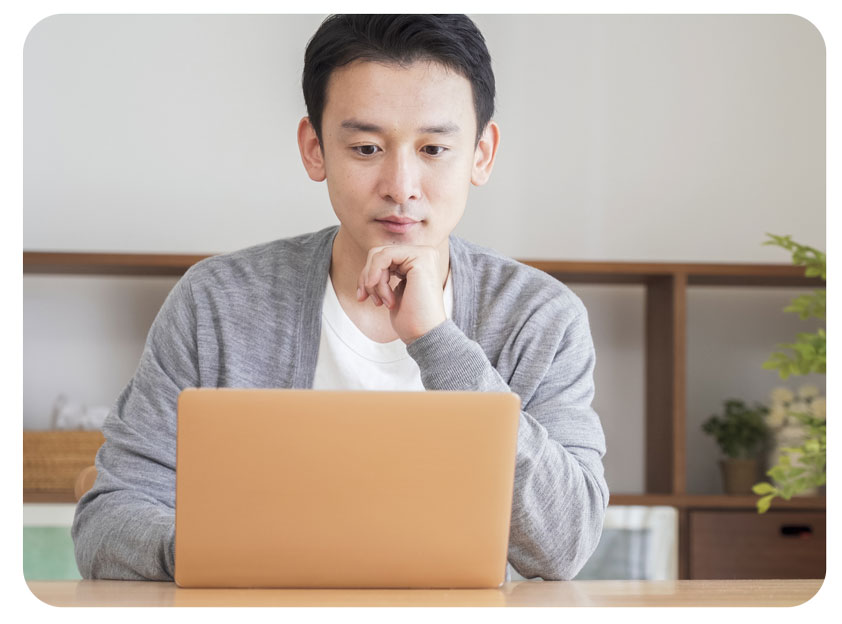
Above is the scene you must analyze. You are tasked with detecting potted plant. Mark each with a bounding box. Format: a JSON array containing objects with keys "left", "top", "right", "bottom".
[
  {"left": 702, "top": 399, "right": 770, "bottom": 494},
  {"left": 753, "top": 235, "right": 826, "bottom": 513}
]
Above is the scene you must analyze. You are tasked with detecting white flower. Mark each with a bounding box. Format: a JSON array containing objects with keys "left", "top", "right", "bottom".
[
  {"left": 797, "top": 385, "right": 820, "bottom": 400},
  {"left": 777, "top": 424, "right": 807, "bottom": 446},
  {"left": 789, "top": 400, "right": 810, "bottom": 416},
  {"left": 766, "top": 405, "right": 787, "bottom": 429},
  {"left": 771, "top": 387, "right": 794, "bottom": 405},
  {"left": 811, "top": 397, "right": 826, "bottom": 420}
]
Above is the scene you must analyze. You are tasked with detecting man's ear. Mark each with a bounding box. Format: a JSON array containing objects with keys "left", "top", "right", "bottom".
[
  {"left": 470, "top": 121, "right": 500, "bottom": 187},
  {"left": 297, "top": 117, "right": 326, "bottom": 182}
]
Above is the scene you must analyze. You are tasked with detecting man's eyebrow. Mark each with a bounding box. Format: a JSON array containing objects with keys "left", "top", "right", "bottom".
[
  {"left": 339, "top": 119, "right": 461, "bottom": 135},
  {"left": 418, "top": 123, "right": 461, "bottom": 135},
  {"left": 340, "top": 119, "right": 383, "bottom": 133}
]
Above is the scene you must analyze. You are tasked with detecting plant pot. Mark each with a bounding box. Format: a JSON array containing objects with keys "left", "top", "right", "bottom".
[{"left": 718, "top": 458, "right": 759, "bottom": 495}]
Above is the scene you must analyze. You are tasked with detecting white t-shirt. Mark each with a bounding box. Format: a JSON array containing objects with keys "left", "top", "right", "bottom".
[{"left": 312, "top": 272, "right": 453, "bottom": 390}]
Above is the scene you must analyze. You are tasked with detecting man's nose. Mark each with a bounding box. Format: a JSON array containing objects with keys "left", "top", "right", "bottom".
[{"left": 378, "top": 149, "right": 422, "bottom": 205}]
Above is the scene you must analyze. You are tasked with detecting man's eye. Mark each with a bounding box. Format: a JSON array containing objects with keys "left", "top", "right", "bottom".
[
  {"left": 352, "top": 145, "right": 380, "bottom": 156},
  {"left": 422, "top": 146, "right": 447, "bottom": 156}
]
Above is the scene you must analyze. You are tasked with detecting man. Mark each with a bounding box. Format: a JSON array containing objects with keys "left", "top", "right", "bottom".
[{"left": 72, "top": 14, "right": 608, "bottom": 582}]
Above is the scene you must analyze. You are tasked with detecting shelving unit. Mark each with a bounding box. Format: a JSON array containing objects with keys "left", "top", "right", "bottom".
[{"left": 23, "top": 251, "right": 826, "bottom": 579}]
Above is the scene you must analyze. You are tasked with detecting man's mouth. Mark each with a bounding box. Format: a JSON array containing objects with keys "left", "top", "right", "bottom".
[
  {"left": 375, "top": 216, "right": 422, "bottom": 234},
  {"left": 378, "top": 216, "right": 420, "bottom": 224}
]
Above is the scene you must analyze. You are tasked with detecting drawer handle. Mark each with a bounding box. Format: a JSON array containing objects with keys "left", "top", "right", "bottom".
[{"left": 780, "top": 524, "right": 813, "bottom": 538}]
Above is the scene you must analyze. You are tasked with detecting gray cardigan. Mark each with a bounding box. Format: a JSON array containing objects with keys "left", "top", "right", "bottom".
[{"left": 72, "top": 226, "right": 608, "bottom": 581}]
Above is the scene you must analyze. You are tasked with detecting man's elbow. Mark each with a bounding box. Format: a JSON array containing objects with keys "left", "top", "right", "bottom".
[
  {"left": 532, "top": 478, "right": 607, "bottom": 580},
  {"left": 515, "top": 525, "right": 602, "bottom": 581},
  {"left": 543, "top": 518, "right": 604, "bottom": 580},
  {"left": 543, "top": 536, "right": 601, "bottom": 580},
  {"left": 71, "top": 504, "right": 103, "bottom": 579}
]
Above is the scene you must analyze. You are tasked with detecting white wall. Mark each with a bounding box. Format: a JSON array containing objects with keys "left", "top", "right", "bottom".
[{"left": 22, "top": 14, "right": 826, "bottom": 495}]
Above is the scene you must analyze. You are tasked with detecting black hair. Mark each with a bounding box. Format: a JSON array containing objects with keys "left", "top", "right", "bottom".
[{"left": 302, "top": 14, "right": 495, "bottom": 146}]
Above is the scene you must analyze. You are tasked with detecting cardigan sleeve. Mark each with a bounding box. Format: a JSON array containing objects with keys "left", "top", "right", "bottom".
[
  {"left": 71, "top": 275, "right": 199, "bottom": 580},
  {"left": 407, "top": 306, "right": 608, "bottom": 580}
]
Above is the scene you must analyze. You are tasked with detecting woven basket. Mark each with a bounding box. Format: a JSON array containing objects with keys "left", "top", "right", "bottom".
[{"left": 23, "top": 431, "right": 105, "bottom": 496}]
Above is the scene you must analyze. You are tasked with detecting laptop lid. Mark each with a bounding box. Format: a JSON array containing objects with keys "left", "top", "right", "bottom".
[{"left": 174, "top": 388, "right": 520, "bottom": 589}]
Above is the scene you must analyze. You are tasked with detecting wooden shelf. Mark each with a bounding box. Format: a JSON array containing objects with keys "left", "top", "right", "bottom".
[
  {"left": 23, "top": 250, "right": 825, "bottom": 578},
  {"left": 24, "top": 252, "right": 823, "bottom": 287},
  {"left": 609, "top": 493, "right": 826, "bottom": 511},
  {"left": 24, "top": 490, "right": 827, "bottom": 509},
  {"left": 523, "top": 260, "right": 821, "bottom": 287},
  {"left": 23, "top": 252, "right": 208, "bottom": 276}
]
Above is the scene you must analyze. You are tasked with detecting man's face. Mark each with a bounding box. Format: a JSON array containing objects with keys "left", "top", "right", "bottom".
[{"left": 314, "top": 60, "right": 488, "bottom": 259}]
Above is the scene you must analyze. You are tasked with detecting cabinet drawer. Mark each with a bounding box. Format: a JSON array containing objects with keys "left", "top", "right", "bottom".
[{"left": 689, "top": 510, "right": 825, "bottom": 579}]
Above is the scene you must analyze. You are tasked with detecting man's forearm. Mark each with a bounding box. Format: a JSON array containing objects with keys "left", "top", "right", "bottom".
[
  {"left": 72, "top": 487, "right": 176, "bottom": 580},
  {"left": 506, "top": 411, "right": 607, "bottom": 579},
  {"left": 407, "top": 319, "right": 608, "bottom": 579},
  {"left": 71, "top": 376, "right": 182, "bottom": 581}
]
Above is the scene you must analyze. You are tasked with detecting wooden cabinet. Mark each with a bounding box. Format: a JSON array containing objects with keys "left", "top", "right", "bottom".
[
  {"left": 23, "top": 251, "right": 825, "bottom": 578},
  {"left": 689, "top": 510, "right": 825, "bottom": 579}
]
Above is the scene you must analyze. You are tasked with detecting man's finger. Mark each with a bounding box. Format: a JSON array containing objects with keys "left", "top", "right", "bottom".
[
  {"left": 365, "top": 249, "right": 405, "bottom": 307},
  {"left": 359, "top": 261, "right": 380, "bottom": 305},
  {"left": 358, "top": 248, "right": 383, "bottom": 304},
  {"left": 374, "top": 269, "right": 394, "bottom": 308}
]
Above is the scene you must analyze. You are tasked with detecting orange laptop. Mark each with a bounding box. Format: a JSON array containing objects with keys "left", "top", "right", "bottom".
[{"left": 174, "top": 388, "right": 520, "bottom": 588}]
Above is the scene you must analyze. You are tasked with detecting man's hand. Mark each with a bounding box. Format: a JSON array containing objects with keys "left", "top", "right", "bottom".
[{"left": 356, "top": 245, "right": 448, "bottom": 344}]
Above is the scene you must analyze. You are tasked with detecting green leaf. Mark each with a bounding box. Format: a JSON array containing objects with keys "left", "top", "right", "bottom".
[
  {"left": 757, "top": 494, "right": 774, "bottom": 514},
  {"left": 752, "top": 482, "right": 776, "bottom": 495},
  {"left": 779, "top": 446, "right": 803, "bottom": 454},
  {"left": 792, "top": 477, "right": 810, "bottom": 493},
  {"left": 768, "top": 465, "right": 788, "bottom": 482}
]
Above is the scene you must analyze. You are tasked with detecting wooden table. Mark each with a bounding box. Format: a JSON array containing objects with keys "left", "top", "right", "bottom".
[{"left": 27, "top": 579, "right": 823, "bottom": 607}]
